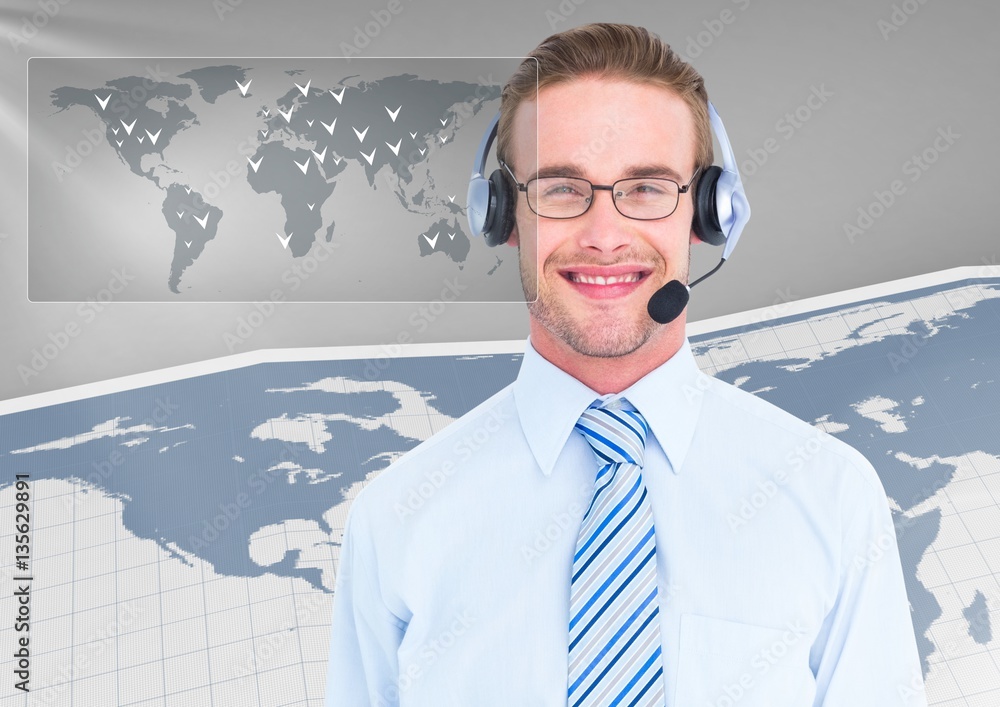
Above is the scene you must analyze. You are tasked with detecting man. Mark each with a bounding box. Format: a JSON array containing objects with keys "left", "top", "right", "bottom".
[{"left": 326, "top": 23, "right": 926, "bottom": 706}]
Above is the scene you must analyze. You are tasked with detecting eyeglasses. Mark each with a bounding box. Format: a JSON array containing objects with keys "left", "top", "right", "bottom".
[{"left": 500, "top": 161, "right": 701, "bottom": 221}]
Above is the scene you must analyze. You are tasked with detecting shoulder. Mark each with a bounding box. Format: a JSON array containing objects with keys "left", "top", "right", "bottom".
[
  {"left": 349, "top": 382, "right": 520, "bottom": 511},
  {"left": 700, "top": 373, "right": 885, "bottom": 496}
]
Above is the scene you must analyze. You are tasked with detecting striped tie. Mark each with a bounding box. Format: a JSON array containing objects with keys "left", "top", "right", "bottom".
[{"left": 568, "top": 398, "right": 664, "bottom": 706}]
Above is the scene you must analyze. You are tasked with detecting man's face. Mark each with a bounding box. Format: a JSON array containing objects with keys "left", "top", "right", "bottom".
[{"left": 507, "top": 77, "right": 700, "bottom": 359}]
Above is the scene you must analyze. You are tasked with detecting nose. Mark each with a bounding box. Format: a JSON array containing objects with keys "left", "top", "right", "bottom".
[{"left": 576, "top": 186, "right": 633, "bottom": 254}]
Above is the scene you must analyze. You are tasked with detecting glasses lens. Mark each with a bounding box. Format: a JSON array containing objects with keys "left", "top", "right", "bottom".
[
  {"left": 527, "top": 177, "right": 593, "bottom": 218},
  {"left": 525, "top": 176, "right": 683, "bottom": 219},
  {"left": 613, "top": 178, "right": 681, "bottom": 219}
]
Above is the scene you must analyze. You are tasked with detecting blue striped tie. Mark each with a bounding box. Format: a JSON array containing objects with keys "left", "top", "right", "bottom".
[{"left": 568, "top": 398, "right": 664, "bottom": 706}]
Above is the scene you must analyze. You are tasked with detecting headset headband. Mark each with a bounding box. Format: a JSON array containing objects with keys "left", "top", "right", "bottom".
[
  {"left": 706, "top": 101, "right": 750, "bottom": 260},
  {"left": 471, "top": 111, "right": 500, "bottom": 180}
]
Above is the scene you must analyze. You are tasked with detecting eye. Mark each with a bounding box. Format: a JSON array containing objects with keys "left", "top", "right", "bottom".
[
  {"left": 630, "top": 182, "right": 667, "bottom": 195},
  {"left": 540, "top": 179, "right": 587, "bottom": 199}
]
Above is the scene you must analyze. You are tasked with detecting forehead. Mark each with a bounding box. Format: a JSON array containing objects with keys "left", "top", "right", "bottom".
[{"left": 510, "top": 77, "right": 697, "bottom": 181}]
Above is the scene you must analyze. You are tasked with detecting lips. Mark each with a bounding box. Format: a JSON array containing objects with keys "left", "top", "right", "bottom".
[{"left": 559, "top": 266, "right": 652, "bottom": 299}]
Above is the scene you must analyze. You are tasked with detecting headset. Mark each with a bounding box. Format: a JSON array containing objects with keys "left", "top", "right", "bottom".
[{"left": 466, "top": 100, "right": 750, "bottom": 264}]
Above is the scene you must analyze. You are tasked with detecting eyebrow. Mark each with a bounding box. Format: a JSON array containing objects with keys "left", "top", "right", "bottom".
[{"left": 529, "top": 163, "right": 686, "bottom": 182}]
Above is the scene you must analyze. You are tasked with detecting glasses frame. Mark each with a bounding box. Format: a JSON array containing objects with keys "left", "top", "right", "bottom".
[{"left": 499, "top": 161, "right": 702, "bottom": 221}]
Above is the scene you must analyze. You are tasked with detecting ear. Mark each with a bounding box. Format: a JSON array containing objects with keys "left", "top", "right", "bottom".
[
  {"left": 507, "top": 219, "right": 519, "bottom": 247},
  {"left": 690, "top": 230, "right": 702, "bottom": 245}
]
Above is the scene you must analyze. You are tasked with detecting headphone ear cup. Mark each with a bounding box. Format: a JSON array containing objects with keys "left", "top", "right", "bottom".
[
  {"left": 484, "top": 169, "right": 515, "bottom": 247},
  {"left": 691, "top": 165, "right": 727, "bottom": 247}
]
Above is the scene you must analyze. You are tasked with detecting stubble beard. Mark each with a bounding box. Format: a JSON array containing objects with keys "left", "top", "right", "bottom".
[{"left": 518, "top": 243, "right": 690, "bottom": 359}]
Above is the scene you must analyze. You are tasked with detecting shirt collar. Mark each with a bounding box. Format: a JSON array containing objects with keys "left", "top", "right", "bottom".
[{"left": 512, "top": 335, "right": 707, "bottom": 476}]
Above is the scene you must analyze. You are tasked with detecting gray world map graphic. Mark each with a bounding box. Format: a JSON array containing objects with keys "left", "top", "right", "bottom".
[{"left": 31, "top": 60, "right": 515, "bottom": 302}]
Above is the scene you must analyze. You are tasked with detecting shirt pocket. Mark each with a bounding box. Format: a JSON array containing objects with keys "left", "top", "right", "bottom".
[{"left": 673, "top": 613, "right": 813, "bottom": 707}]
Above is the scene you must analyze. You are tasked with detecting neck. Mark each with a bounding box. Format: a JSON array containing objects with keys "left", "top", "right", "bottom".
[{"left": 528, "top": 317, "right": 687, "bottom": 395}]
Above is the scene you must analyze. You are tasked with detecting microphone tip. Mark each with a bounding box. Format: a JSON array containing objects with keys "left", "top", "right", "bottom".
[{"left": 647, "top": 279, "right": 690, "bottom": 325}]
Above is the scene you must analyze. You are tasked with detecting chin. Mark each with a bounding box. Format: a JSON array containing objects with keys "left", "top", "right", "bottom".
[{"left": 535, "top": 305, "right": 660, "bottom": 359}]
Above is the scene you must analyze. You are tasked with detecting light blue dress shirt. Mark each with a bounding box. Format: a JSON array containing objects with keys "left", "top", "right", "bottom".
[{"left": 325, "top": 335, "right": 927, "bottom": 706}]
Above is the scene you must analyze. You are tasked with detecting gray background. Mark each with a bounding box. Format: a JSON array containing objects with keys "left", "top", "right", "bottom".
[{"left": 1, "top": 0, "right": 997, "bottom": 403}]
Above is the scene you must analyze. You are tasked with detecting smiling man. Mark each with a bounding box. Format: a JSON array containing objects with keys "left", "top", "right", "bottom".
[
  {"left": 504, "top": 75, "right": 696, "bottom": 391},
  {"left": 326, "top": 23, "right": 926, "bottom": 707}
]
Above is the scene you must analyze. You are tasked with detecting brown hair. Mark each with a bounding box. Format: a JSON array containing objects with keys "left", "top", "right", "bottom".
[{"left": 497, "top": 23, "right": 713, "bottom": 181}]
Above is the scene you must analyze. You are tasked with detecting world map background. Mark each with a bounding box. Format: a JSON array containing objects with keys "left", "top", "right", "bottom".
[{"left": 1, "top": 266, "right": 999, "bottom": 705}]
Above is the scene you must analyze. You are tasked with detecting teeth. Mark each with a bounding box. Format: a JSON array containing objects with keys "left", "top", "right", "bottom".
[{"left": 570, "top": 272, "right": 641, "bottom": 285}]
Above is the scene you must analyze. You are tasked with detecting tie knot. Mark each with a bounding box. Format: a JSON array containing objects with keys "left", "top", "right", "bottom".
[{"left": 575, "top": 397, "right": 649, "bottom": 469}]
